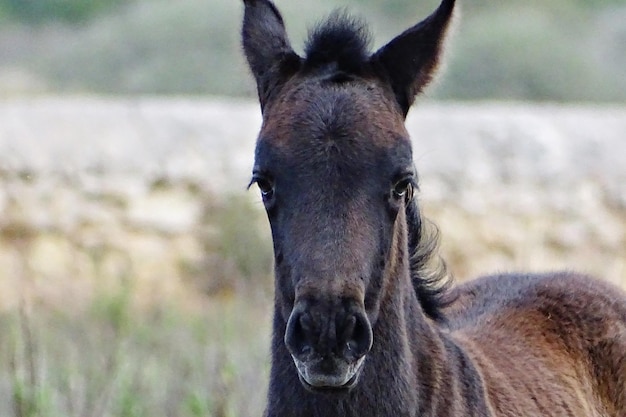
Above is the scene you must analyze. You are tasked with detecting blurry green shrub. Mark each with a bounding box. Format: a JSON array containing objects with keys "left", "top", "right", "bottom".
[
  {"left": 435, "top": 5, "right": 626, "bottom": 101},
  {"left": 200, "top": 193, "right": 273, "bottom": 294},
  {"left": 89, "top": 281, "right": 134, "bottom": 337},
  {"left": 0, "top": 0, "right": 130, "bottom": 24}
]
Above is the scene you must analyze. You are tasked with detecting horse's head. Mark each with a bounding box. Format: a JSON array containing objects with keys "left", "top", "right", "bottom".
[{"left": 242, "top": 0, "right": 455, "bottom": 392}]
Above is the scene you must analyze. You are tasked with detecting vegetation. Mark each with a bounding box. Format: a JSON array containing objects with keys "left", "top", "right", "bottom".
[
  {"left": 1, "top": 182, "right": 623, "bottom": 416},
  {"left": 0, "top": 187, "right": 274, "bottom": 417},
  {"left": 0, "top": 0, "right": 624, "bottom": 101},
  {"left": 0, "top": 0, "right": 128, "bottom": 24},
  {"left": 0, "top": 1, "right": 623, "bottom": 413},
  {"left": 0, "top": 293, "right": 271, "bottom": 417}
]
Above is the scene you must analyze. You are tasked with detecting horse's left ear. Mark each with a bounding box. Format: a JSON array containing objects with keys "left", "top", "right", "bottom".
[
  {"left": 242, "top": 0, "right": 302, "bottom": 112},
  {"left": 371, "top": 0, "right": 455, "bottom": 117}
]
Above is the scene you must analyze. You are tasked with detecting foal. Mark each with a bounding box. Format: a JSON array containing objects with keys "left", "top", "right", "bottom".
[{"left": 241, "top": 0, "right": 626, "bottom": 416}]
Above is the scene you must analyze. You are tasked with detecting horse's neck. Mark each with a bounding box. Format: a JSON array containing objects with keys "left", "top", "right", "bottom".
[
  {"left": 367, "top": 281, "right": 493, "bottom": 416},
  {"left": 403, "top": 290, "right": 492, "bottom": 415}
]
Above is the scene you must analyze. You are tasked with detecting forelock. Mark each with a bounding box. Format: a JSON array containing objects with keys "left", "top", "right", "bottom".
[{"left": 303, "top": 10, "right": 372, "bottom": 77}]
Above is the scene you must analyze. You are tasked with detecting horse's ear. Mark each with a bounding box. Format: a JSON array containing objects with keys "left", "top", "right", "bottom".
[
  {"left": 242, "top": 0, "right": 301, "bottom": 112},
  {"left": 371, "top": 0, "right": 455, "bottom": 117}
]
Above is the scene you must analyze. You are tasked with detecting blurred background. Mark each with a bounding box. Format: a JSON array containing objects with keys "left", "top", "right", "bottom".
[
  {"left": 0, "top": 0, "right": 624, "bottom": 416},
  {"left": 0, "top": 0, "right": 625, "bottom": 100}
]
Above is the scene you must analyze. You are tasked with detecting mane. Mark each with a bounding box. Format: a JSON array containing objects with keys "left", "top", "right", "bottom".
[
  {"left": 406, "top": 197, "right": 455, "bottom": 321},
  {"left": 303, "top": 10, "right": 372, "bottom": 77}
]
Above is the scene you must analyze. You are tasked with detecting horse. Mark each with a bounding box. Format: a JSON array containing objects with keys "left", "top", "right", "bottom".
[{"left": 241, "top": 0, "right": 626, "bottom": 415}]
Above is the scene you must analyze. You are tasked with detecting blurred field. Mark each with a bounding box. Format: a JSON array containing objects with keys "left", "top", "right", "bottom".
[
  {"left": 0, "top": 293, "right": 271, "bottom": 417},
  {"left": 0, "top": 0, "right": 624, "bottom": 101},
  {"left": 1, "top": 1, "right": 624, "bottom": 416},
  {"left": 0, "top": 98, "right": 625, "bottom": 416}
]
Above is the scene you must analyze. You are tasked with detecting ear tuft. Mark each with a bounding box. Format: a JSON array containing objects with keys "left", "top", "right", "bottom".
[{"left": 371, "top": 0, "right": 456, "bottom": 117}]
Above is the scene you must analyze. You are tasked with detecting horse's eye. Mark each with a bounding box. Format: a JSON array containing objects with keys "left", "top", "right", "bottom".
[
  {"left": 392, "top": 178, "right": 414, "bottom": 202},
  {"left": 256, "top": 178, "right": 274, "bottom": 199},
  {"left": 249, "top": 172, "right": 275, "bottom": 204}
]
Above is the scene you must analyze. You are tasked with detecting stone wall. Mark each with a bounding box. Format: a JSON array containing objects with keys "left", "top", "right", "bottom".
[{"left": 0, "top": 98, "right": 624, "bottom": 309}]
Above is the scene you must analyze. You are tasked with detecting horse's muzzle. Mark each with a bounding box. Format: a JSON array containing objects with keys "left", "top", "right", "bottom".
[{"left": 284, "top": 299, "right": 373, "bottom": 391}]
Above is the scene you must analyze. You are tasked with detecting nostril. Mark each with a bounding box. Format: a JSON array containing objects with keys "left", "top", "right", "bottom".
[
  {"left": 298, "top": 315, "right": 314, "bottom": 355},
  {"left": 285, "top": 310, "right": 314, "bottom": 357},
  {"left": 340, "top": 315, "right": 356, "bottom": 343},
  {"left": 343, "top": 312, "right": 373, "bottom": 359}
]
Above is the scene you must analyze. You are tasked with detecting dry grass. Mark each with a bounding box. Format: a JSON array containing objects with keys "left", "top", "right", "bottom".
[
  {"left": 426, "top": 201, "right": 626, "bottom": 289},
  {"left": 0, "top": 188, "right": 623, "bottom": 417}
]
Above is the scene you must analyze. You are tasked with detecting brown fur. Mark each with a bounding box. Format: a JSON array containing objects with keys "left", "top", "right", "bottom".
[{"left": 447, "top": 273, "right": 626, "bottom": 416}]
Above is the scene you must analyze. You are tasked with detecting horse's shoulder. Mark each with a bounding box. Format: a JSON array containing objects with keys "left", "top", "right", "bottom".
[{"left": 442, "top": 272, "right": 626, "bottom": 415}]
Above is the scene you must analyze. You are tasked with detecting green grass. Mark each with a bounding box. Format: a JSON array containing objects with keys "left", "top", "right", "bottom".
[{"left": 0, "top": 291, "right": 271, "bottom": 417}]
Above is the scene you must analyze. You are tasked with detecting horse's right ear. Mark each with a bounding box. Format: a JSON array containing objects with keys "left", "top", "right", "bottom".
[
  {"left": 371, "top": 0, "right": 455, "bottom": 117},
  {"left": 242, "top": 0, "right": 301, "bottom": 112}
]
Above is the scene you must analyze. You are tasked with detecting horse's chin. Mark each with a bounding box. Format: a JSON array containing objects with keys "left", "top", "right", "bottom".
[{"left": 293, "top": 355, "right": 366, "bottom": 393}]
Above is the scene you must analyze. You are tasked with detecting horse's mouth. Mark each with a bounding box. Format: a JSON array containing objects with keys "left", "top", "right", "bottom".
[
  {"left": 292, "top": 355, "right": 366, "bottom": 393},
  {"left": 298, "top": 370, "right": 360, "bottom": 393}
]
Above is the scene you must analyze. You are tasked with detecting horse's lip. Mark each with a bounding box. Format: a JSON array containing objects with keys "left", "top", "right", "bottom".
[
  {"left": 298, "top": 370, "right": 360, "bottom": 393},
  {"left": 293, "top": 355, "right": 366, "bottom": 392}
]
